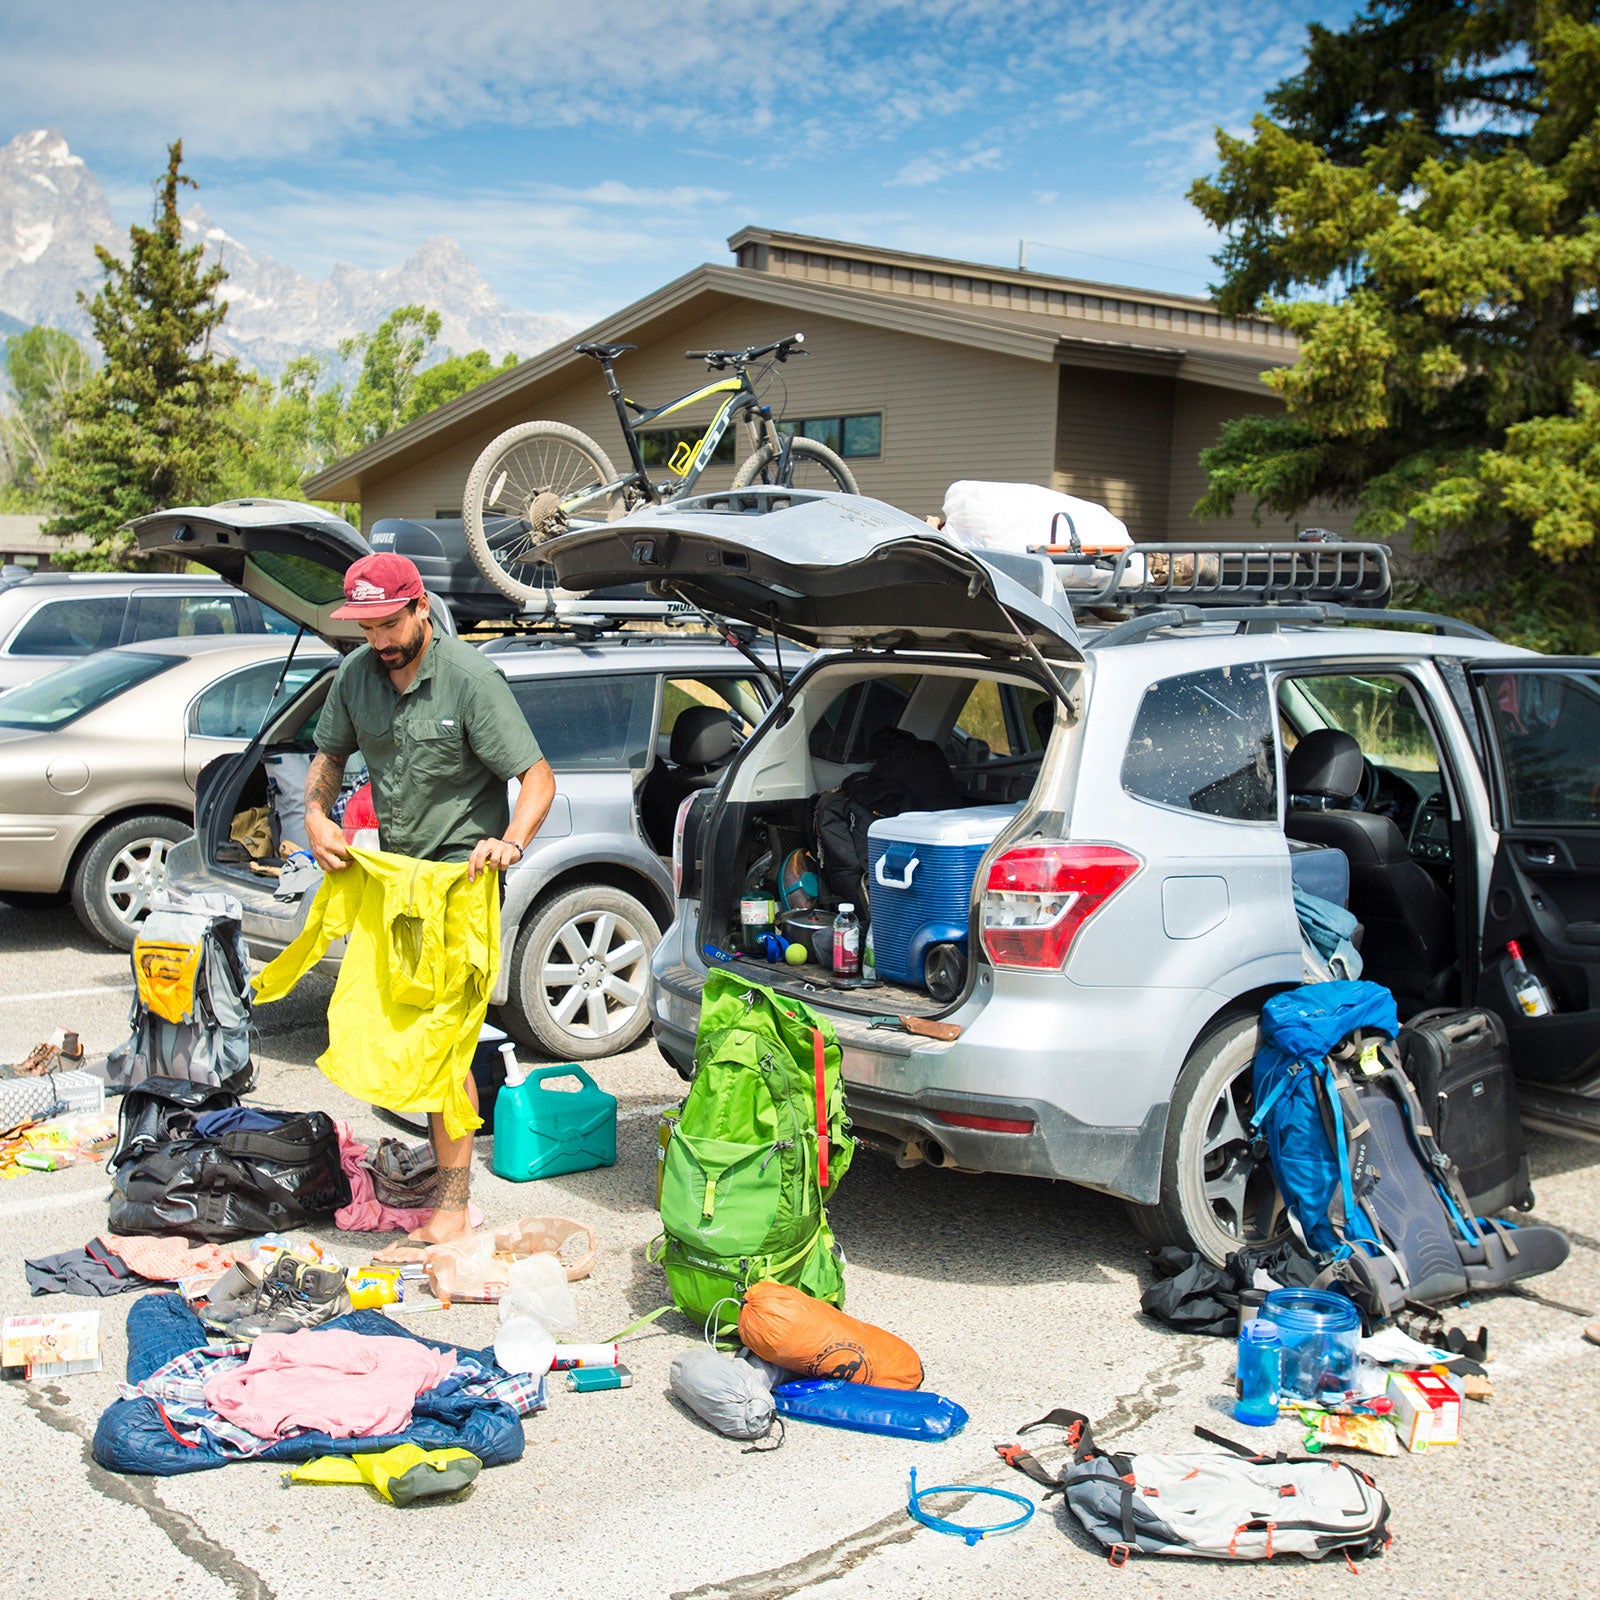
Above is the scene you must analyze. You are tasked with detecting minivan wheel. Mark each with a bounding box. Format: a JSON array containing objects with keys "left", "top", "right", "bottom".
[
  {"left": 504, "top": 885, "right": 660, "bottom": 1060},
  {"left": 70, "top": 814, "right": 191, "bottom": 949},
  {"left": 1130, "top": 1013, "right": 1287, "bottom": 1265}
]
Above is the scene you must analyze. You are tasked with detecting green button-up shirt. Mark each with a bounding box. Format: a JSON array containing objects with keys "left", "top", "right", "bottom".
[{"left": 315, "top": 633, "right": 544, "bottom": 863}]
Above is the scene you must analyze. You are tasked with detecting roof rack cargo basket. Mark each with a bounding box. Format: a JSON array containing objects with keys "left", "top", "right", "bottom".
[{"left": 1034, "top": 540, "right": 1392, "bottom": 610}]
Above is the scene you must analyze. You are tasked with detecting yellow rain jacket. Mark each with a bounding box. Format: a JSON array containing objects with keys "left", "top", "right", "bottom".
[{"left": 253, "top": 847, "right": 497, "bottom": 1140}]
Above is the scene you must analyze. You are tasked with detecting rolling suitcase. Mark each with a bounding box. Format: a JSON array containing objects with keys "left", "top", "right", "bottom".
[{"left": 1398, "top": 1007, "right": 1532, "bottom": 1216}]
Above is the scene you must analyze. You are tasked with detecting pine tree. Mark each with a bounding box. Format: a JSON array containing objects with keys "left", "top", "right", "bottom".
[
  {"left": 44, "top": 141, "right": 248, "bottom": 567},
  {"left": 1190, "top": 0, "right": 1600, "bottom": 649}
]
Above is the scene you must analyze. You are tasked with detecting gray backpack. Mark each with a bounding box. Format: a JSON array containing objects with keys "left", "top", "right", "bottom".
[
  {"left": 1000, "top": 1410, "right": 1390, "bottom": 1565},
  {"left": 105, "top": 894, "right": 255, "bottom": 1095}
]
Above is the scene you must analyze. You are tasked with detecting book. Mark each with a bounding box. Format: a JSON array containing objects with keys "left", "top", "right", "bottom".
[{"left": 2, "top": 1309, "right": 103, "bottom": 1379}]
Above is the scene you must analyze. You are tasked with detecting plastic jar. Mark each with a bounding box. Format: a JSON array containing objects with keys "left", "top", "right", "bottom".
[{"left": 1259, "top": 1287, "right": 1361, "bottom": 1403}]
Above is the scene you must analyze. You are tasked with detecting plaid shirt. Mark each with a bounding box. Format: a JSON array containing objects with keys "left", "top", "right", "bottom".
[{"left": 120, "top": 1341, "right": 545, "bottom": 1458}]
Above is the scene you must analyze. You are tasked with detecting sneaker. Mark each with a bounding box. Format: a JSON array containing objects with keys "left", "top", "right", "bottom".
[{"left": 226, "top": 1255, "right": 351, "bottom": 1340}]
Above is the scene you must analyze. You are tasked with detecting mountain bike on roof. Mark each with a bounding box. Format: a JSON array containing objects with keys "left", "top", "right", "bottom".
[{"left": 461, "top": 332, "right": 859, "bottom": 604}]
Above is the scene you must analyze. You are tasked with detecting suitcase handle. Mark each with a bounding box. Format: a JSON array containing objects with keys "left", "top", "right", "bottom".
[
  {"left": 875, "top": 852, "right": 920, "bottom": 890},
  {"left": 1406, "top": 1008, "right": 1492, "bottom": 1048}
]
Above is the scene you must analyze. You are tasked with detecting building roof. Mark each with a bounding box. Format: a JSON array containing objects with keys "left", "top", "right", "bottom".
[{"left": 304, "top": 229, "right": 1294, "bottom": 502}]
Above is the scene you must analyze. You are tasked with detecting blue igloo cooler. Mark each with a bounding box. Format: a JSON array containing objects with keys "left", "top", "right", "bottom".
[{"left": 866, "top": 805, "right": 1018, "bottom": 991}]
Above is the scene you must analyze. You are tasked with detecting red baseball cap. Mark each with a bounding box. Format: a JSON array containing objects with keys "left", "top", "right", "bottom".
[{"left": 331, "top": 553, "right": 425, "bottom": 620}]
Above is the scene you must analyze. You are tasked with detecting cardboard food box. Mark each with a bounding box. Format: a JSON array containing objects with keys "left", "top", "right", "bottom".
[
  {"left": 1387, "top": 1369, "right": 1462, "bottom": 1450},
  {"left": 2, "top": 1309, "right": 102, "bottom": 1379}
]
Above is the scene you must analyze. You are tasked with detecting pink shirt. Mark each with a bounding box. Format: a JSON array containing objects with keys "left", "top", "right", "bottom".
[{"left": 204, "top": 1329, "right": 458, "bottom": 1442}]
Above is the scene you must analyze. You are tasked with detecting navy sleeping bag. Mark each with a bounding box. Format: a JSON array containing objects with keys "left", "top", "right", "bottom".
[{"left": 93, "top": 1292, "right": 530, "bottom": 1476}]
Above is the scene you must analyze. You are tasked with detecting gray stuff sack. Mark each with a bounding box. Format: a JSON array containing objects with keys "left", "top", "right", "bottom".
[{"left": 669, "top": 1348, "right": 778, "bottom": 1444}]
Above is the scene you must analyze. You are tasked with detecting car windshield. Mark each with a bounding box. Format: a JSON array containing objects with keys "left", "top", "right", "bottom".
[{"left": 0, "top": 649, "right": 176, "bottom": 731}]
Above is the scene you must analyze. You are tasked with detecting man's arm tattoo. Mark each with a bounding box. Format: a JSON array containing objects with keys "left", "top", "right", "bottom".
[{"left": 305, "top": 752, "right": 346, "bottom": 818}]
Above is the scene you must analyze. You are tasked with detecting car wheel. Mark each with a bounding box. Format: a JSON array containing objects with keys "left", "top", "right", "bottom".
[
  {"left": 1129, "top": 1013, "right": 1288, "bottom": 1265},
  {"left": 504, "top": 884, "right": 660, "bottom": 1060},
  {"left": 70, "top": 814, "right": 191, "bottom": 950}
]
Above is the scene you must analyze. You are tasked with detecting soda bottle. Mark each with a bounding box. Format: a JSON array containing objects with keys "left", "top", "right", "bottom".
[
  {"left": 832, "top": 903, "right": 861, "bottom": 977},
  {"left": 1506, "top": 940, "right": 1554, "bottom": 1016}
]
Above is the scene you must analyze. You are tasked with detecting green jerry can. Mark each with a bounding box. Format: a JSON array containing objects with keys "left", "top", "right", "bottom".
[{"left": 490, "top": 1046, "right": 618, "bottom": 1182}]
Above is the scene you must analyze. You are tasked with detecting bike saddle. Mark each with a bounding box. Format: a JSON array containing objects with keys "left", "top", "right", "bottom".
[{"left": 574, "top": 341, "right": 636, "bottom": 361}]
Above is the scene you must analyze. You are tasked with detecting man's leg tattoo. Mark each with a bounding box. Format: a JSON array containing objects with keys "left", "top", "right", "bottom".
[{"left": 436, "top": 1163, "right": 471, "bottom": 1209}]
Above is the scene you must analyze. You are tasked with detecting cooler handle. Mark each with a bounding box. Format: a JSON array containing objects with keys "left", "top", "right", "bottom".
[{"left": 875, "top": 851, "right": 920, "bottom": 890}]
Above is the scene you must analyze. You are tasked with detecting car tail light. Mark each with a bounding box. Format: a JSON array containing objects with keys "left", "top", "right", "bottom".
[
  {"left": 932, "top": 1110, "right": 1037, "bottom": 1135},
  {"left": 980, "top": 843, "right": 1142, "bottom": 970},
  {"left": 672, "top": 792, "right": 698, "bottom": 896}
]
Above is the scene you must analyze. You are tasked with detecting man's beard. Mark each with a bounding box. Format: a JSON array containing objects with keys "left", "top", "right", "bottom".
[{"left": 377, "top": 622, "right": 427, "bottom": 668}]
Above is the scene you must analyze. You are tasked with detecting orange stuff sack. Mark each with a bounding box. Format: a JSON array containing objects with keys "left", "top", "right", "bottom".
[{"left": 738, "top": 1280, "right": 923, "bottom": 1389}]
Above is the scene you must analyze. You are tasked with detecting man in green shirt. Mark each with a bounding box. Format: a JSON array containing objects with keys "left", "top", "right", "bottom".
[{"left": 305, "top": 552, "right": 555, "bottom": 1243}]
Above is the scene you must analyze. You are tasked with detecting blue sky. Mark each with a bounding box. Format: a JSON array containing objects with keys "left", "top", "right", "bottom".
[{"left": 2, "top": 0, "right": 1360, "bottom": 325}]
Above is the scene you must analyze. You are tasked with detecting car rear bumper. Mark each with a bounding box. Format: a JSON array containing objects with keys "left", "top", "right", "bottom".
[
  {"left": 650, "top": 923, "right": 1177, "bottom": 1203},
  {"left": 0, "top": 812, "right": 95, "bottom": 893}
]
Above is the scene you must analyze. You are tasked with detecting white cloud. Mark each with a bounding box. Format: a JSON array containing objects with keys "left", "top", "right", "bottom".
[{"left": 888, "top": 146, "right": 1006, "bottom": 188}]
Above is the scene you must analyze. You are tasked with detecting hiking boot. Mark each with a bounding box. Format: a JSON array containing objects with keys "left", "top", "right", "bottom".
[
  {"left": 200, "top": 1259, "right": 265, "bottom": 1334},
  {"left": 226, "top": 1255, "right": 351, "bottom": 1340}
]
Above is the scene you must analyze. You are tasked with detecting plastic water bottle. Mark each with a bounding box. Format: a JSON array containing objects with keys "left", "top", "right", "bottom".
[
  {"left": 1234, "top": 1320, "right": 1282, "bottom": 1427},
  {"left": 833, "top": 903, "right": 861, "bottom": 977},
  {"left": 863, "top": 922, "right": 876, "bottom": 983}
]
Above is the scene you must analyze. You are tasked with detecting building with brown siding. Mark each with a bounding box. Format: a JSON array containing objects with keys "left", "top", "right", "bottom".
[{"left": 304, "top": 228, "right": 1345, "bottom": 541}]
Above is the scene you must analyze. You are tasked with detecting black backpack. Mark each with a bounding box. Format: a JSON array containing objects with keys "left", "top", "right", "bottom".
[
  {"left": 107, "top": 1079, "right": 349, "bottom": 1243},
  {"left": 814, "top": 729, "right": 962, "bottom": 901}
]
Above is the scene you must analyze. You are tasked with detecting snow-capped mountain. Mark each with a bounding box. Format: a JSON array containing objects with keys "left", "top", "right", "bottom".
[
  {"left": 0, "top": 130, "right": 119, "bottom": 338},
  {"left": 0, "top": 130, "right": 572, "bottom": 373}
]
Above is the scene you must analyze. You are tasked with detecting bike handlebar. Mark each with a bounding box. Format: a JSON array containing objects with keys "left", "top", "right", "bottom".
[{"left": 685, "top": 333, "right": 807, "bottom": 368}]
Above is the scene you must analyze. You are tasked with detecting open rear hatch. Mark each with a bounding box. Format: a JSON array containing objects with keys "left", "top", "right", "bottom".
[
  {"left": 542, "top": 488, "right": 1084, "bottom": 670},
  {"left": 128, "top": 499, "right": 371, "bottom": 648}
]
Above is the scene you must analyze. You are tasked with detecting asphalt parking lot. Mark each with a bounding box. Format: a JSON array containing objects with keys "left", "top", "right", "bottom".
[{"left": 3, "top": 894, "right": 1599, "bottom": 1599}]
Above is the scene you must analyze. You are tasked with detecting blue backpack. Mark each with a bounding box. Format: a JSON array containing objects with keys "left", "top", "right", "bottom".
[{"left": 1251, "top": 982, "right": 1568, "bottom": 1318}]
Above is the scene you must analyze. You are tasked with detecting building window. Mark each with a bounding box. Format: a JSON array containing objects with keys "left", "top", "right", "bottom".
[
  {"left": 778, "top": 413, "right": 883, "bottom": 458},
  {"left": 635, "top": 427, "right": 738, "bottom": 468}
]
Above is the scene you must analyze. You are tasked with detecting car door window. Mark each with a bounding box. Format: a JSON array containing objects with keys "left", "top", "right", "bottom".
[
  {"left": 7, "top": 596, "right": 126, "bottom": 656},
  {"left": 661, "top": 677, "right": 763, "bottom": 742},
  {"left": 1122, "top": 663, "right": 1277, "bottom": 821},
  {"left": 131, "top": 594, "right": 247, "bottom": 641},
  {"left": 188, "top": 660, "right": 330, "bottom": 740},
  {"left": 510, "top": 673, "right": 656, "bottom": 769},
  {"left": 1291, "top": 674, "right": 1439, "bottom": 776},
  {"left": 1477, "top": 666, "right": 1600, "bottom": 824}
]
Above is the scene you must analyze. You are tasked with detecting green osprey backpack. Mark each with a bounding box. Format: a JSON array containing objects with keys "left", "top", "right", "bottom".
[{"left": 653, "top": 970, "right": 855, "bottom": 1335}]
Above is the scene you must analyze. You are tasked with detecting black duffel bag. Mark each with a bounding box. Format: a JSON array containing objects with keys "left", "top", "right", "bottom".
[
  {"left": 108, "top": 1075, "right": 241, "bottom": 1173},
  {"left": 107, "top": 1111, "right": 350, "bottom": 1242}
]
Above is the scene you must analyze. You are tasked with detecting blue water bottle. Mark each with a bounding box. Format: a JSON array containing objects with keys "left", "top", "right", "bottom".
[{"left": 1234, "top": 1320, "right": 1282, "bottom": 1427}]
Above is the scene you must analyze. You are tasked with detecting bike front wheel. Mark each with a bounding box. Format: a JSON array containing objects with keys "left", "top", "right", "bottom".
[
  {"left": 463, "top": 421, "right": 623, "bottom": 604},
  {"left": 731, "top": 437, "right": 859, "bottom": 494}
]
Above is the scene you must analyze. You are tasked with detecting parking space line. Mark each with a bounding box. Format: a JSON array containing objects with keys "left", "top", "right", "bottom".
[
  {"left": 0, "top": 985, "right": 130, "bottom": 1005},
  {"left": 0, "top": 1185, "right": 106, "bottom": 1219}
]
